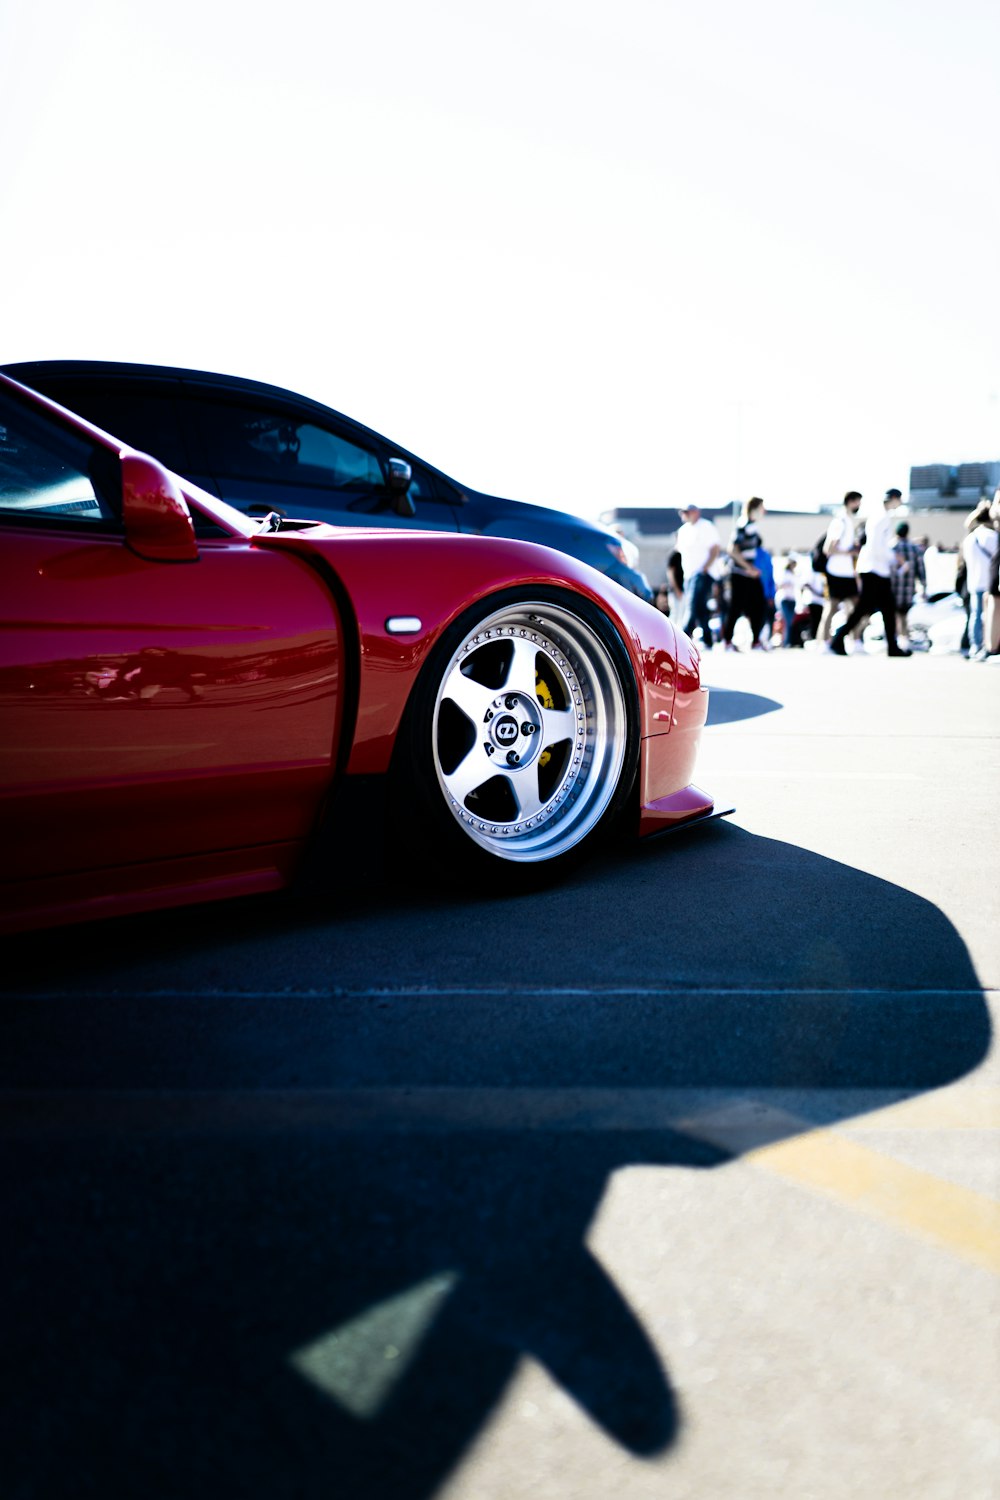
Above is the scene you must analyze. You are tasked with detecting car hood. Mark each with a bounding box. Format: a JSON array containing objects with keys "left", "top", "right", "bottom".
[{"left": 469, "top": 492, "right": 622, "bottom": 544}]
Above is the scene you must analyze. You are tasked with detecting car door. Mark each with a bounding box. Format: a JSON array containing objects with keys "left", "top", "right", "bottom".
[
  {"left": 0, "top": 385, "right": 342, "bottom": 895},
  {"left": 185, "top": 391, "right": 465, "bottom": 531}
]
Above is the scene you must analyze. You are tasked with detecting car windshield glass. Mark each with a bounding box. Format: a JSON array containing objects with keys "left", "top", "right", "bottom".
[{"left": 0, "top": 391, "right": 115, "bottom": 523}]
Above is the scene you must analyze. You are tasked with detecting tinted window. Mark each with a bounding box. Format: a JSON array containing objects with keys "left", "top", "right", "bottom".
[
  {"left": 187, "top": 398, "right": 437, "bottom": 506},
  {"left": 193, "top": 400, "right": 385, "bottom": 491},
  {"left": 0, "top": 391, "right": 116, "bottom": 525},
  {"left": 30, "top": 381, "right": 189, "bottom": 474},
  {"left": 295, "top": 423, "right": 383, "bottom": 489}
]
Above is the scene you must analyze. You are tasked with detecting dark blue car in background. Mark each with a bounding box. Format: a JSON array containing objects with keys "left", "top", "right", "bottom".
[{"left": 2, "top": 361, "right": 652, "bottom": 600}]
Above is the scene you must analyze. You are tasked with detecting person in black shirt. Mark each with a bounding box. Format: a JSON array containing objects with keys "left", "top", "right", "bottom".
[{"left": 723, "top": 497, "right": 767, "bottom": 650}]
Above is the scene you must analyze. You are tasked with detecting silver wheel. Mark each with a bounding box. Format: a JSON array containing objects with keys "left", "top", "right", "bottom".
[{"left": 430, "top": 600, "right": 631, "bottom": 864}]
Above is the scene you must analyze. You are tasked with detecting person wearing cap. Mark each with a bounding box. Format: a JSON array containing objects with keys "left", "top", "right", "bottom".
[
  {"left": 675, "top": 504, "right": 721, "bottom": 651},
  {"left": 831, "top": 489, "right": 911, "bottom": 656}
]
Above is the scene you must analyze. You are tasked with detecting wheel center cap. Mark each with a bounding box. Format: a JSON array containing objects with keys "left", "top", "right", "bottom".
[{"left": 492, "top": 713, "right": 519, "bottom": 747}]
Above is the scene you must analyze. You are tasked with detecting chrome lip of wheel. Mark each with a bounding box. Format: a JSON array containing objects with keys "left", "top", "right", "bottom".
[{"left": 431, "top": 602, "right": 628, "bottom": 863}]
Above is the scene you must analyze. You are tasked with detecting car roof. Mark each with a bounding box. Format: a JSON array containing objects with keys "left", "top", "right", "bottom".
[
  {"left": 1, "top": 360, "right": 625, "bottom": 547},
  {"left": 4, "top": 358, "right": 327, "bottom": 402},
  {"left": 1, "top": 359, "right": 460, "bottom": 492}
]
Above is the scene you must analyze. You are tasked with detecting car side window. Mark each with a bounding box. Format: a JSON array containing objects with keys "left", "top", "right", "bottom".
[
  {"left": 294, "top": 423, "right": 437, "bottom": 505},
  {"left": 21, "top": 382, "right": 190, "bottom": 475},
  {"left": 0, "top": 391, "right": 117, "bottom": 525},
  {"left": 193, "top": 400, "right": 387, "bottom": 492},
  {"left": 295, "top": 423, "right": 383, "bottom": 490}
]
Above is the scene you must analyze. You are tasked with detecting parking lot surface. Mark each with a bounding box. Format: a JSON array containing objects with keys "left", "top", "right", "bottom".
[{"left": 4, "top": 650, "right": 998, "bottom": 1499}]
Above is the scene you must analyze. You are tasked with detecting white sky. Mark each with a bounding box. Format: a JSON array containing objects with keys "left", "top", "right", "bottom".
[{"left": 2, "top": 0, "right": 998, "bottom": 520}]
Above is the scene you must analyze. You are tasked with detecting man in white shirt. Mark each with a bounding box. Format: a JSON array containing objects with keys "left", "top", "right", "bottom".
[
  {"left": 675, "top": 504, "right": 721, "bottom": 650},
  {"left": 963, "top": 497, "right": 1000, "bottom": 659},
  {"left": 831, "top": 489, "right": 911, "bottom": 656},
  {"left": 817, "top": 490, "right": 862, "bottom": 643}
]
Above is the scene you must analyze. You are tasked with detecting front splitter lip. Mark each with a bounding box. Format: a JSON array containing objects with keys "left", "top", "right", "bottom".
[
  {"left": 644, "top": 804, "right": 731, "bottom": 840},
  {"left": 639, "top": 800, "right": 736, "bottom": 842}
]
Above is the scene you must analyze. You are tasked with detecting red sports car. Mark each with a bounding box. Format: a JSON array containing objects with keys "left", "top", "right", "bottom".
[{"left": 0, "top": 374, "right": 718, "bottom": 933}]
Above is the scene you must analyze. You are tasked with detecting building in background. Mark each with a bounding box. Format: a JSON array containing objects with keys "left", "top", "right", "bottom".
[{"left": 908, "top": 460, "right": 1000, "bottom": 510}]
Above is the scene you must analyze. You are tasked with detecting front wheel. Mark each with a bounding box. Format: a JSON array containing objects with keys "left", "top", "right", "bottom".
[{"left": 392, "top": 589, "right": 640, "bottom": 882}]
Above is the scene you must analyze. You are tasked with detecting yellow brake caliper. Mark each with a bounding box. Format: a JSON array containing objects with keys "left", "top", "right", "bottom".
[{"left": 535, "top": 672, "right": 553, "bottom": 768}]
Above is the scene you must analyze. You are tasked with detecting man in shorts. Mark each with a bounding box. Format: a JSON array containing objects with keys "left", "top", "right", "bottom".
[
  {"left": 831, "top": 489, "right": 911, "bottom": 657},
  {"left": 817, "top": 490, "right": 863, "bottom": 647}
]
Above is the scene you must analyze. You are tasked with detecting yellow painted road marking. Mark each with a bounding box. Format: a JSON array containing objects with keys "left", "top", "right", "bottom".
[
  {"left": 682, "top": 1096, "right": 1000, "bottom": 1277},
  {"left": 750, "top": 1133, "right": 1000, "bottom": 1276}
]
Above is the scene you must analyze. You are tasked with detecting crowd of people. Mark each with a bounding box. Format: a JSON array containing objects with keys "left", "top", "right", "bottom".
[{"left": 653, "top": 488, "right": 1000, "bottom": 660}]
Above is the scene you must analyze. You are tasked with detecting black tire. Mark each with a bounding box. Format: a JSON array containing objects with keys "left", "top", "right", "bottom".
[{"left": 389, "top": 588, "right": 640, "bottom": 885}]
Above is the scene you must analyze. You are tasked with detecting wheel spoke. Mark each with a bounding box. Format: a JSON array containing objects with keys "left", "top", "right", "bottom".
[
  {"left": 540, "top": 705, "right": 577, "bottom": 746},
  {"left": 440, "top": 743, "right": 494, "bottom": 806},
  {"left": 512, "top": 761, "right": 547, "bottom": 822},
  {"left": 504, "top": 635, "right": 544, "bottom": 696},
  {"left": 440, "top": 667, "right": 496, "bottom": 725}
]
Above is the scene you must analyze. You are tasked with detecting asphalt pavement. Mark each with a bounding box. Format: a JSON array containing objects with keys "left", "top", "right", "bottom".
[{"left": 3, "top": 648, "right": 998, "bottom": 1500}]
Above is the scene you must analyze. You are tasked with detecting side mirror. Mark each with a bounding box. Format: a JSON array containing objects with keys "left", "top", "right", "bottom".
[
  {"left": 121, "top": 452, "right": 198, "bottom": 562},
  {"left": 386, "top": 456, "right": 416, "bottom": 518}
]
